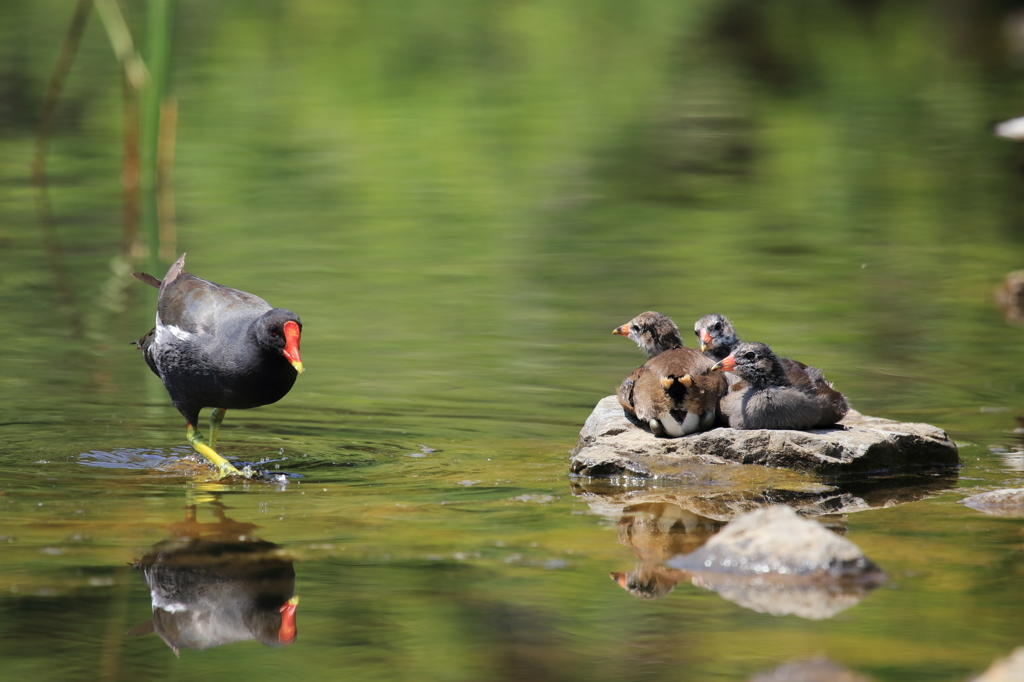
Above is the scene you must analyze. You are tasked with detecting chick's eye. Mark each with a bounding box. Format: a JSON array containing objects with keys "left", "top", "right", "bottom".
[
  {"left": 743, "top": 352, "right": 755, "bottom": 360},
  {"left": 712, "top": 322, "right": 721, "bottom": 331}
]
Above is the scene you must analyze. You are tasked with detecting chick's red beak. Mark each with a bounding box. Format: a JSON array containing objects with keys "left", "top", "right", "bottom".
[
  {"left": 282, "top": 320, "right": 304, "bottom": 374},
  {"left": 278, "top": 596, "right": 299, "bottom": 644},
  {"left": 711, "top": 355, "right": 736, "bottom": 372},
  {"left": 698, "top": 329, "right": 712, "bottom": 351},
  {"left": 613, "top": 324, "right": 631, "bottom": 337}
]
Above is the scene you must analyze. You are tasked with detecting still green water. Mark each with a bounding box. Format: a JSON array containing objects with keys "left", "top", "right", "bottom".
[{"left": 3, "top": 1, "right": 1024, "bottom": 680}]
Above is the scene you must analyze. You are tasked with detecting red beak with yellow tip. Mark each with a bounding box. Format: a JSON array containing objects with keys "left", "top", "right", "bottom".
[
  {"left": 698, "top": 329, "right": 712, "bottom": 352},
  {"left": 282, "top": 320, "right": 304, "bottom": 374},
  {"left": 710, "top": 355, "right": 737, "bottom": 372}
]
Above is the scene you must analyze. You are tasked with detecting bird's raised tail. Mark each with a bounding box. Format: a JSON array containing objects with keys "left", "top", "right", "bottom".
[{"left": 132, "top": 272, "right": 162, "bottom": 288}]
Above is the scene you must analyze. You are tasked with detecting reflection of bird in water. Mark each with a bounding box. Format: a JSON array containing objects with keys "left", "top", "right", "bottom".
[
  {"left": 996, "top": 270, "right": 1024, "bottom": 325},
  {"left": 613, "top": 312, "right": 725, "bottom": 437},
  {"left": 132, "top": 253, "right": 304, "bottom": 477},
  {"left": 610, "top": 503, "right": 725, "bottom": 600},
  {"left": 712, "top": 342, "right": 848, "bottom": 430},
  {"left": 128, "top": 501, "right": 298, "bottom": 656}
]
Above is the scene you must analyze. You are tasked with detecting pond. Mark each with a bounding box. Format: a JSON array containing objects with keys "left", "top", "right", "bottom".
[{"left": 3, "top": 1, "right": 1024, "bottom": 680}]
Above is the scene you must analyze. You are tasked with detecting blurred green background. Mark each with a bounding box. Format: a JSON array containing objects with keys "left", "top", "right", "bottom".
[{"left": 3, "top": 1, "right": 1024, "bottom": 680}]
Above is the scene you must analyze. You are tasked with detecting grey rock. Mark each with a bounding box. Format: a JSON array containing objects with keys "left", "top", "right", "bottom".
[
  {"left": 667, "top": 505, "right": 877, "bottom": 579},
  {"left": 571, "top": 395, "right": 959, "bottom": 478},
  {"left": 971, "top": 647, "right": 1024, "bottom": 682},
  {"left": 749, "top": 657, "right": 872, "bottom": 682},
  {"left": 960, "top": 488, "right": 1024, "bottom": 517},
  {"left": 665, "top": 506, "right": 885, "bottom": 620}
]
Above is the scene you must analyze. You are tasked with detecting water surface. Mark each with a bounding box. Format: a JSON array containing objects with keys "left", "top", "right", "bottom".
[{"left": 3, "top": 1, "right": 1024, "bottom": 680}]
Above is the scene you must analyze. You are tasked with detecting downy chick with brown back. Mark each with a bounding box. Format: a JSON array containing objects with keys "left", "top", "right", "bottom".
[{"left": 613, "top": 312, "right": 726, "bottom": 437}]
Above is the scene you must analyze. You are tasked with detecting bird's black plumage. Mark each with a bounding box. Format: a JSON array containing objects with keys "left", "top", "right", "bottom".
[{"left": 133, "top": 254, "right": 303, "bottom": 476}]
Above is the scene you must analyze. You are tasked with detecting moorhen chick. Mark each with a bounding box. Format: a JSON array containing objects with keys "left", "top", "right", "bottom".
[
  {"left": 612, "top": 310, "right": 683, "bottom": 415},
  {"left": 692, "top": 313, "right": 739, "bottom": 363},
  {"left": 613, "top": 312, "right": 726, "bottom": 437},
  {"left": 133, "top": 254, "right": 304, "bottom": 477},
  {"left": 710, "top": 342, "right": 848, "bottom": 430},
  {"left": 694, "top": 312, "right": 840, "bottom": 394}
]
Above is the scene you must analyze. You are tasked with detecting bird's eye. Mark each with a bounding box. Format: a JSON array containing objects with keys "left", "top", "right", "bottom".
[
  {"left": 270, "top": 330, "right": 279, "bottom": 337},
  {"left": 743, "top": 351, "right": 755, "bottom": 360},
  {"left": 712, "top": 322, "right": 721, "bottom": 331}
]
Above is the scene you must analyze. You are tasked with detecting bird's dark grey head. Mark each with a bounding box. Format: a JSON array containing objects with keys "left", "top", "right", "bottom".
[
  {"left": 694, "top": 313, "right": 738, "bottom": 361},
  {"left": 255, "top": 309, "right": 304, "bottom": 372},
  {"left": 615, "top": 311, "right": 683, "bottom": 358},
  {"left": 721, "top": 341, "right": 789, "bottom": 387}
]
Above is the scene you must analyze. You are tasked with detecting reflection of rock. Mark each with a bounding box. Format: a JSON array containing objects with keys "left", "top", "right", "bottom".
[
  {"left": 961, "top": 488, "right": 1024, "bottom": 517},
  {"left": 665, "top": 506, "right": 884, "bottom": 619},
  {"left": 995, "top": 270, "right": 1024, "bottom": 325},
  {"left": 129, "top": 502, "right": 298, "bottom": 656},
  {"left": 571, "top": 396, "right": 959, "bottom": 478},
  {"left": 749, "top": 657, "right": 872, "bottom": 682},
  {"left": 575, "top": 469, "right": 957, "bottom": 522},
  {"left": 971, "top": 647, "right": 1024, "bottom": 681}
]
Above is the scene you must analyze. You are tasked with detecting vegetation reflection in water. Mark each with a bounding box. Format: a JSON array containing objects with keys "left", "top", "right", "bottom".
[{"left": 3, "top": 0, "right": 1024, "bottom": 680}]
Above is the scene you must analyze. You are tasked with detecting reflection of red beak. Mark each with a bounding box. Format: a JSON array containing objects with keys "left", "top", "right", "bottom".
[
  {"left": 711, "top": 355, "right": 736, "bottom": 372},
  {"left": 279, "top": 596, "right": 299, "bottom": 644},
  {"left": 610, "top": 572, "right": 629, "bottom": 589},
  {"left": 282, "top": 320, "right": 304, "bottom": 374},
  {"left": 612, "top": 324, "right": 630, "bottom": 337}
]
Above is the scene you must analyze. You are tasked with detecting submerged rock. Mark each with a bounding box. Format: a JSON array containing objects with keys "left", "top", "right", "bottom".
[
  {"left": 666, "top": 505, "right": 878, "bottom": 580},
  {"left": 960, "top": 488, "right": 1024, "bottom": 517},
  {"left": 571, "top": 395, "right": 959, "bottom": 478},
  {"left": 749, "top": 657, "right": 872, "bottom": 682},
  {"left": 665, "top": 505, "right": 885, "bottom": 619},
  {"left": 971, "top": 647, "right": 1024, "bottom": 682}
]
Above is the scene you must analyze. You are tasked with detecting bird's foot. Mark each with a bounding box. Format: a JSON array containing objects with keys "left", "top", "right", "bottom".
[
  {"left": 699, "top": 410, "right": 716, "bottom": 431},
  {"left": 187, "top": 423, "right": 246, "bottom": 479}
]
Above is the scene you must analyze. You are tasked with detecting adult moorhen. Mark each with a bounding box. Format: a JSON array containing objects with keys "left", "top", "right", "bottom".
[
  {"left": 710, "top": 342, "right": 848, "bottom": 430},
  {"left": 133, "top": 254, "right": 304, "bottom": 477},
  {"left": 613, "top": 312, "right": 725, "bottom": 437}
]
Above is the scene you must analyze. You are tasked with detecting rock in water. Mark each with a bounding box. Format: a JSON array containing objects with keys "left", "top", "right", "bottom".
[
  {"left": 665, "top": 505, "right": 885, "bottom": 619},
  {"left": 961, "top": 488, "right": 1024, "bottom": 517},
  {"left": 571, "top": 395, "right": 959, "bottom": 478},
  {"left": 971, "top": 647, "right": 1024, "bottom": 682}
]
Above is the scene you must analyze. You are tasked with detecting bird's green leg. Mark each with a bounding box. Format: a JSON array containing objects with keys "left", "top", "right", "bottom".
[
  {"left": 186, "top": 422, "right": 243, "bottom": 478},
  {"left": 209, "top": 408, "right": 227, "bottom": 449}
]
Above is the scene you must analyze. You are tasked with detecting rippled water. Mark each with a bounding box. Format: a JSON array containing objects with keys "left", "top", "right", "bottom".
[{"left": 4, "top": 1, "right": 1024, "bottom": 680}]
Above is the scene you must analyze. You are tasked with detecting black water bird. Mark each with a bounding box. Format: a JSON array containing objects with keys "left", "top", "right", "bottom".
[{"left": 133, "top": 254, "right": 304, "bottom": 477}]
